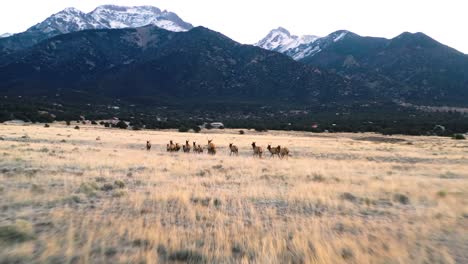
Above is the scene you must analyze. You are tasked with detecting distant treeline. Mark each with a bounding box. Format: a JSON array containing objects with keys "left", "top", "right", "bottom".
[{"left": 1, "top": 97, "right": 468, "bottom": 137}]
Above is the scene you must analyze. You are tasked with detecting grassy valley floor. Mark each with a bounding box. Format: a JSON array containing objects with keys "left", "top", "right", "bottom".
[{"left": 0, "top": 123, "right": 467, "bottom": 263}]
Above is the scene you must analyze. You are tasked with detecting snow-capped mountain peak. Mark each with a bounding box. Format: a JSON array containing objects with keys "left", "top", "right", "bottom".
[
  {"left": 256, "top": 27, "right": 319, "bottom": 54},
  {"left": 27, "top": 7, "right": 102, "bottom": 34},
  {"left": 0, "top": 33, "right": 12, "bottom": 38},
  {"left": 62, "top": 7, "right": 84, "bottom": 14},
  {"left": 256, "top": 29, "right": 357, "bottom": 61},
  {"left": 0, "top": 5, "right": 194, "bottom": 52},
  {"left": 327, "top": 30, "right": 351, "bottom": 42},
  {"left": 23, "top": 5, "right": 192, "bottom": 37},
  {"left": 89, "top": 5, "right": 192, "bottom": 32}
]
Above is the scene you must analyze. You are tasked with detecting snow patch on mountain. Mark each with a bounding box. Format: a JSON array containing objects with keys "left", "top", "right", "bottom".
[
  {"left": 293, "top": 46, "right": 321, "bottom": 60},
  {"left": 89, "top": 5, "right": 192, "bottom": 32},
  {"left": 24, "top": 5, "right": 193, "bottom": 37},
  {"left": 257, "top": 28, "right": 353, "bottom": 61},
  {"left": 255, "top": 27, "right": 319, "bottom": 53},
  {"left": 0, "top": 33, "right": 12, "bottom": 38},
  {"left": 333, "top": 31, "right": 348, "bottom": 42}
]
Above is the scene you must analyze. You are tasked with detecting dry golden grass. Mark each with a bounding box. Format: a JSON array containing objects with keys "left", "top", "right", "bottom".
[{"left": 0, "top": 123, "right": 467, "bottom": 263}]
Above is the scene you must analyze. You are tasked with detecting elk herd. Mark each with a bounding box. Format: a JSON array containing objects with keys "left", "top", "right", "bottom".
[{"left": 147, "top": 139, "right": 290, "bottom": 159}]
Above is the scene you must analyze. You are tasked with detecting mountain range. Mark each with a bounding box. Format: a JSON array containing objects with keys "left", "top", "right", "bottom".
[
  {"left": 1, "top": 5, "right": 468, "bottom": 110},
  {"left": 0, "top": 25, "right": 362, "bottom": 104},
  {"left": 257, "top": 28, "right": 468, "bottom": 105},
  {"left": 255, "top": 27, "right": 320, "bottom": 60},
  {"left": 0, "top": 5, "right": 193, "bottom": 53}
]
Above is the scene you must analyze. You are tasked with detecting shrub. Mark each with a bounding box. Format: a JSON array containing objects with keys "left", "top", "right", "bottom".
[
  {"left": 132, "top": 239, "right": 151, "bottom": 248},
  {"left": 157, "top": 244, "right": 168, "bottom": 257},
  {"left": 239, "top": 130, "right": 245, "bottom": 135},
  {"left": 104, "top": 122, "right": 110, "bottom": 128},
  {"left": 105, "top": 247, "right": 118, "bottom": 257},
  {"left": 112, "top": 190, "right": 127, "bottom": 198},
  {"left": 0, "top": 220, "right": 35, "bottom": 243},
  {"left": 393, "top": 193, "right": 410, "bottom": 204},
  {"left": 192, "top": 126, "right": 201, "bottom": 133},
  {"left": 66, "top": 121, "right": 72, "bottom": 126},
  {"left": 341, "top": 248, "right": 354, "bottom": 260},
  {"left": 44, "top": 124, "right": 50, "bottom": 128},
  {"left": 437, "top": 190, "right": 447, "bottom": 198},
  {"left": 340, "top": 192, "right": 358, "bottom": 202},
  {"left": 115, "top": 121, "right": 128, "bottom": 129},
  {"left": 214, "top": 198, "right": 222, "bottom": 207},
  {"left": 101, "top": 183, "right": 114, "bottom": 191},
  {"left": 178, "top": 126, "right": 189, "bottom": 133},
  {"left": 114, "top": 180, "right": 125, "bottom": 189},
  {"left": 74, "top": 126, "right": 80, "bottom": 130},
  {"left": 91, "top": 120, "right": 98, "bottom": 125},
  {"left": 311, "top": 173, "right": 325, "bottom": 182},
  {"left": 95, "top": 177, "right": 106, "bottom": 182},
  {"left": 30, "top": 184, "right": 45, "bottom": 194},
  {"left": 78, "top": 182, "right": 99, "bottom": 196},
  {"left": 168, "top": 250, "right": 205, "bottom": 263},
  {"left": 453, "top": 134, "right": 466, "bottom": 140}
]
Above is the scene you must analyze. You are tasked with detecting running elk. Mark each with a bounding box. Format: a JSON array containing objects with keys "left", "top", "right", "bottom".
[
  {"left": 207, "top": 139, "right": 216, "bottom": 155},
  {"left": 229, "top": 143, "right": 239, "bottom": 156},
  {"left": 279, "top": 146, "right": 290, "bottom": 159},
  {"left": 251, "top": 142, "right": 263, "bottom": 158},
  {"left": 183, "top": 140, "right": 191, "bottom": 153},
  {"left": 267, "top": 145, "right": 280, "bottom": 158},
  {"left": 167, "top": 140, "right": 180, "bottom": 152},
  {"left": 146, "top": 141, "right": 152, "bottom": 151}
]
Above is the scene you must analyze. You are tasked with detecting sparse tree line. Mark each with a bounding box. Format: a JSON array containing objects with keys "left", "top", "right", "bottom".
[{"left": 1, "top": 98, "right": 468, "bottom": 137}]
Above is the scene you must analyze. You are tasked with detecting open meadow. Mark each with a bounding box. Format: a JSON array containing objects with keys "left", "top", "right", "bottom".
[{"left": 0, "top": 123, "right": 467, "bottom": 263}]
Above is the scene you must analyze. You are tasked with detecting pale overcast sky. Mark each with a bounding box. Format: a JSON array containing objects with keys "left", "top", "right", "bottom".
[{"left": 0, "top": 0, "right": 467, "bottom": 53}]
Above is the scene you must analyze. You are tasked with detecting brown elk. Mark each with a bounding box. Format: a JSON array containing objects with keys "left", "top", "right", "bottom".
[
  {"left": 183, "top": 140, "right": 191, "bottom": 153},
  {"left": 279, "top": 146, "right": 290, "bottom": 159},
  {"left": 251, "top": 142, "right": 263, "bottom": 158},
  {"left": 207, "top": 139, "right": 216, "bottom": 155},
  {"left": 192, "top": 142, "right": 203, "bottom": 154},
  {"left": 267, "top": 144, "right": 280, "bottom": 158},
  {"left": 167, "top": 140, "right": 175, "bottom": 152},
  {"left": 146, "top": 141, "right": 152, "bottom": 151},
  {"left": 229, "top": 143, "right": 239, "bottom": 156}
]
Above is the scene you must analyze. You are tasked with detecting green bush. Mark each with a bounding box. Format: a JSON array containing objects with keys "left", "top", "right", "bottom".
[
  {"left": 114, "top": 180, "right": 125, "bottom": 189},
  {"left": 168, "top": 250, "right": 205, "bottom": 263},
  {"left": 178, "top": 126, "right": 189, "bottom": 133},
  {"left": 115, "top": 121, "right": 128, "bottom": 129},
  {"left": 453, "top": 134, "right": 466, "bottom": 140},
  {"left": 78, "top": 182, "right": 99, "bottom": 196},
  {"left": 0, "top": 220, "right": 35, "bottom": 243}
]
